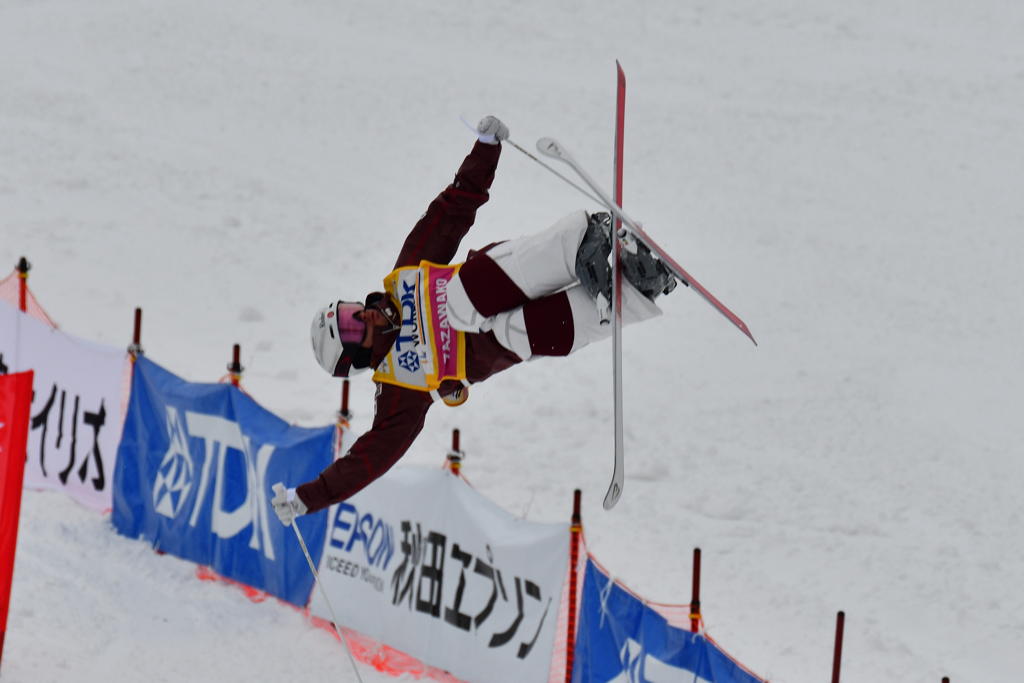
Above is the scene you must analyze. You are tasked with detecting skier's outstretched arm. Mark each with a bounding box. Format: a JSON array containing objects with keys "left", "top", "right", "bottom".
[
  {"left": 293, "top": 384, "right": 433, "bottom": 513},
  {"left": 393, "top": 118, "right": 507, "bottom": 269}
]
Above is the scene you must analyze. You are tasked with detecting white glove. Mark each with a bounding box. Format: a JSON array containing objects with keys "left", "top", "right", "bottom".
[
  {"left": 477, "top": 115, "right": 509, "bottom": 144},
  {"left": 271, "top": 483, "right": 307, "bottom": 527}
]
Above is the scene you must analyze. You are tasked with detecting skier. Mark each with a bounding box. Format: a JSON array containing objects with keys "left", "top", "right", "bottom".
[{"left": 272, "top": 116, "right": 675, "bottom": 526}]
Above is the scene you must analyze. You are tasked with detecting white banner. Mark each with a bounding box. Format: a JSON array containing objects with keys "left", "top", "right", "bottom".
[
  {"left": 0, "top": 298, "right": 126, "bottom": 511},
  {"left": 309, "top": 467, "right": 569, "bottom": 683}
]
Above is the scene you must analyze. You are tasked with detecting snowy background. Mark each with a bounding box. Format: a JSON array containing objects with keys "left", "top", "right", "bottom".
[{"left": 3, "top": 0, "right": 1023, "bottom": 681}]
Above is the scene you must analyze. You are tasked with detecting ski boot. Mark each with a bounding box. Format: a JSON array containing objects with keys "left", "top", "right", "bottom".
[
  {"left": 575, "top": 212, "right": 614, "bottom": 322},
  {"left": 576, "top": 212, "right": 678, "bottom": 319},
  {"left": 618, "top": 230, "right": 678, "bottom": 300}
]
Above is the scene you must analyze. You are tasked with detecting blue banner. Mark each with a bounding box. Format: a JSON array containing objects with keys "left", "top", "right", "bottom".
[
  {"left": 573, "top": 559, "right": 764, "bottom": 683},
  {"left": 112, "top": 356, "right": 334, "bottom": 606}
]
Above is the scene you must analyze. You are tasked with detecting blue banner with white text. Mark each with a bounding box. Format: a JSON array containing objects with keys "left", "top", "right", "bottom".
[
  {"left": 573, "top": 559, "right": 765, "bottom": 683},
  {"left": 112, "top": 356, "right": 334, "bottom": 606}
]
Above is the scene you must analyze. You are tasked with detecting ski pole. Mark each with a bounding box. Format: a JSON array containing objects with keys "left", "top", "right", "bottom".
[
  {"left": 291, "top": 521, "right": 365, "bottom": 683},
  {"left": 504, "top": 138, "right": 604, "bottom": 206}
]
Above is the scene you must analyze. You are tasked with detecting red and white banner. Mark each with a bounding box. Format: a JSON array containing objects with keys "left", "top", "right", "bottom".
[
  {"left": 0, "top": 298, "right": 126, "bottom": 511},
  {"left": 1, "top": 370, "right": 34, "bottom": 662},
  {"left": 308, "top": 468, "right": 569, "bottom": 683}
]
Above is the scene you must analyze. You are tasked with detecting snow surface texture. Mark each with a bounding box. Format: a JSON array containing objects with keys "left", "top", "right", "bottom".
[{"left": 3, "top": 1, "right": 1023, "bottom": 681}]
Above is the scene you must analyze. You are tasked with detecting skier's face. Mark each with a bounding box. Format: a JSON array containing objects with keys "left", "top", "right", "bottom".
[{"left": 353, "top": 308, "right": 387, "bottom": 348}]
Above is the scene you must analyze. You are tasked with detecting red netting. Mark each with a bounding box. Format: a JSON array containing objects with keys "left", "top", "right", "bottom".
[
  {"left": 308, "top": 616, "right": 473, "bottom": 683},
  {"left": 0, "top": 270, "right": 58, "bottom": 327},
  {"left": 581, "top": 552, "right": 766, "bottom": 683},
  {"left": 218, "top": 374, "right": 255, "bottom": 398},
  {"left": 195, "top": 565, "right": 472, "bottom": 682},
  {"left": 121, "top": 357, "right": 135, "bottom": 432}
]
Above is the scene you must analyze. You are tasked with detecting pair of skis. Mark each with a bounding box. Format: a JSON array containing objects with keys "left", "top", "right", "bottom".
[{"left": 521, "top": 62, "right": 756, "bottom": 509}]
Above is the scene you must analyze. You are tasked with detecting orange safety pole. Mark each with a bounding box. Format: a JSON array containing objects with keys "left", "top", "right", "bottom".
[
  {"left": 129, "top": 308, "right": 143, "bottom": 361},
  {"left": 336, "top": 378, "right": 352, "bottom": 431},
  {"left": 228, "top": 344, "right": 243, "bottom": 387},
  {"left": 447, "top": 429, "right": 462, "bottom": 473},
  {"left": 16, "top": 258, "right": 29, "bottom": 313},
  {"left": 333, "top": 379, "right": 352, "bottom": 455},
  {"left": 565, "top": 489, "right": 582, "bottom": 683},
  {"left": 690, "top": 548, "right": 702, "bottom": 632},
  {"left": 340, "top": 379, "right": 352, "bottom": 421},
  {"left": 831, "top": 611, "right": 845, "bottom": 683}
]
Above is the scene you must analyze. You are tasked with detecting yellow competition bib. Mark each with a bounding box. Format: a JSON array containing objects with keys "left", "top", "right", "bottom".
[{"left": 372, "top": 262, "right": 467, "bottom": 393}]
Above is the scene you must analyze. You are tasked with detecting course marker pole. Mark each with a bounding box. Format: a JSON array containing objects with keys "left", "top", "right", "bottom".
[
  {"left": 16, "top": 258, "right": 29, "bottom": 313},
  {"left": 565, "top": 489, "right": 582, "bottom": 683},
  {"left": 690, "top": 548, "right": 702, "bottom": 633},
  {"left": 228, "top": 344, "right": 243, "bottom": 387},
  {"left": 129, "top": 308, "right": 143, "bottom": 360},
  {"left": 831, "top": 611, "right": 845, "bottom": 683},
  {"left": 447, "top": 429, "right": 463, "bottom": 473}
]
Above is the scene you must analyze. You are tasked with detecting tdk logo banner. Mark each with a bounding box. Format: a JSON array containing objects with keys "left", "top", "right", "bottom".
[{"left": 112, "top": 356, "right": 334, "bottom": 607}]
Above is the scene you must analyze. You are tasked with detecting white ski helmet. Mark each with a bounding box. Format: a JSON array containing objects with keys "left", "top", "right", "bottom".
[{"left": 310, "top": 301, "right": 369, "bottom": 377}]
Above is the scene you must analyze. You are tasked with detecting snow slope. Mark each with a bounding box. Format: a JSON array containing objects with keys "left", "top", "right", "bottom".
[{"left": 3, "top": 0, "right": 1023, "bottom": 681}]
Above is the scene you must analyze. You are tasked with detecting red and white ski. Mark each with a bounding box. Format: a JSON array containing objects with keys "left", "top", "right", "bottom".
[
  {"left": 535, "top": 137, "right": 757, "bottom": 346},
  {"left": 536, "top": 86, "right": 756, "bottom": 509},
  {"left": 504, "top": 67, "right": 755, "bottom": 508}
]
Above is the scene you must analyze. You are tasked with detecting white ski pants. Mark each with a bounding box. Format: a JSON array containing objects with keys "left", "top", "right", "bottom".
[{"left": 445, "top": 210, "right": 662, "bottom": 361}]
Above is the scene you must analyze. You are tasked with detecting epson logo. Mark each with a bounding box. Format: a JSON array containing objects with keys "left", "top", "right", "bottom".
[{"left": 329, "top": 502, "right": 396, "bottom": 570}]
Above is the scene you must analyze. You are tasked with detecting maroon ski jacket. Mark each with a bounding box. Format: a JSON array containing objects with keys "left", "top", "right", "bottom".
[{"left": 296, "top": 141, "right": 522, "bottom": 513}]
